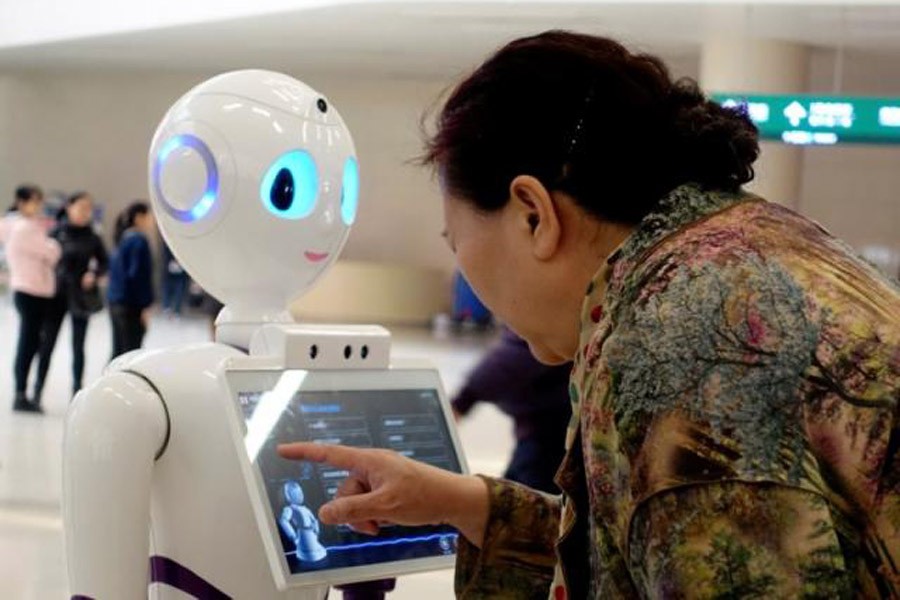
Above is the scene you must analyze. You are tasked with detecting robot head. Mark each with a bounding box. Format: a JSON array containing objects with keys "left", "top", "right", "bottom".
[
  {"left": 284, "top": 480, "right": 305, "bottom": 505},
  {"left": 149, "top": 70, "right": 359, "bottom": 313}
]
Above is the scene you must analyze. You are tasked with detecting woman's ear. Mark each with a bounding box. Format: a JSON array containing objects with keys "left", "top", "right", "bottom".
[{"left": 509, "top": 175, "right": 561, "bottom": 260}]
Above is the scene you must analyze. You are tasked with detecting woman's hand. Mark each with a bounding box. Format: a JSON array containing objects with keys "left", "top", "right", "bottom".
[{"left": 277, "top": 443, "right": 490, "bottom": 547}]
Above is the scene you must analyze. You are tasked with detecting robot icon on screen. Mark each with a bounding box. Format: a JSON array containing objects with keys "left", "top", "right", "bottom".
[{"left": 279, "top": 481, "right": 327, "bottom": 563}]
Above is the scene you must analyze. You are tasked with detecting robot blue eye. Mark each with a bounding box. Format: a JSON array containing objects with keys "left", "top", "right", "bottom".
[
  {"left": 259, "top": 150, "right": 319, "bottom": 219},
  {"left": 341, "top": 157, "right": 359, "bottom": 226}
]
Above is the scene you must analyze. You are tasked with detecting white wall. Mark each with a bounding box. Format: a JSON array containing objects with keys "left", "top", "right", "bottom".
[
  {"left": 802, "top": 48, "right": 900, "bottom": 274},
  {"left": 3, "top": 71, "right": 202, "bottom": 229},
  {"left": 1, "top": 46, "right": 897, "bottom": 283},
  {"left": 0, "top": 77, "right": 13, "bottom": 205},
  {"left": 0, "top": 50, "right": 701, "bottom": 277},
  {"left": 312, "top": 76, "right": 453, "bottom": 270},
  {"left": 0, "top": 70, "right": 456, "bottom": 272}
]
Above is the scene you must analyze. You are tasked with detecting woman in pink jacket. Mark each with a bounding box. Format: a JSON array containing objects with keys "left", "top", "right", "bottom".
[{"left": 5, "top": 185, "right": 61, "bottom": 413}]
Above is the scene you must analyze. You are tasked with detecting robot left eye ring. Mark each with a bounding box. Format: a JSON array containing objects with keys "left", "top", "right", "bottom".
[{"left": 153, "top": 134, "right": 220, "bottom": 223}]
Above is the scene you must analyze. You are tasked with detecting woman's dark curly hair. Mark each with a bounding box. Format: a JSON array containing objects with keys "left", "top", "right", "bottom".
[{"left": 421, "top": 30, "right": 759, "bottom": 224}]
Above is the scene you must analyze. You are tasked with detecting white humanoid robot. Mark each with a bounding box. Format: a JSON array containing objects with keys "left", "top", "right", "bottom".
[{"left": 63, "top": 70, "right": 464, "bottom": 599}]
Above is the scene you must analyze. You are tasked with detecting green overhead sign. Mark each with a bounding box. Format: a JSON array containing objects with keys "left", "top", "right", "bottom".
[{"left": 711, "top": 93, "right": 900, "bottom": 146}]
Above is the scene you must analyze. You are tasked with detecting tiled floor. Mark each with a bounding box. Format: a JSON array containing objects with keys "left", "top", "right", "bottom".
[{"left": 0, "top": 295, "right": 514, "bottom": 599}]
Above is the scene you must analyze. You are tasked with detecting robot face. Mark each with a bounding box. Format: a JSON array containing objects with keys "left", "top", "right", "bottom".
[{"left": 149, "top": 70, "right": 358, "bottom": 312}]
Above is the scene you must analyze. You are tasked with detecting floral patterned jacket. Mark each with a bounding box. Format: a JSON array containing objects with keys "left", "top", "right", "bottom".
[{"left": 454, "top": 184, "right": 900, "bottom": 599}]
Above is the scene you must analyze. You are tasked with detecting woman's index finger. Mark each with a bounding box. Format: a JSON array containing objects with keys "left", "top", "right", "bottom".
[{"left": 277, "top": 442, "right": 364, "bottom": 471}]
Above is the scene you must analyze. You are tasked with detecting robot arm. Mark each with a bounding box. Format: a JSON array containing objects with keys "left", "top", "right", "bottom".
[{"left": 63, "top": 371, "right": 168, "bottom": 599}]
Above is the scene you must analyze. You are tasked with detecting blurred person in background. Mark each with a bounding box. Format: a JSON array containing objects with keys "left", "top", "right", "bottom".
[
  {"left": 5, "top": 185, "right": 60, "bottom": 413},
  {"left": 452, "top": 326, "right": 571, "bottom": 494},
  {"left": 451, "top": 271, "right": 493, "bottom": 330},
  {"left": 107, "top": 201, "right": 154, "bottom": 359},
  {"left": 0, "top": 186, "right": 23, "bottom": 282},
  {"left": 0, "top": 187, "right": 26, "bottom": 244},
  {"left": 160, "top": 237, "right": 189, "bottom": 317},
  {"left": 34, "top": 192, "right": 108, "bottom": 401}
]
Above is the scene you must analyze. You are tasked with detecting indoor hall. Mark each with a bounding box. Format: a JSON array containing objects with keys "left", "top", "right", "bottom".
[{"left": 1, "top": 1, "right": 898, "bottom": 599}]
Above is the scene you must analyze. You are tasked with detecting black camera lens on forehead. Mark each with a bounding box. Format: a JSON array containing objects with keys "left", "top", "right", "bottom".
[{"left": 316, "top": 98, "right": 328, "bottom": 114}]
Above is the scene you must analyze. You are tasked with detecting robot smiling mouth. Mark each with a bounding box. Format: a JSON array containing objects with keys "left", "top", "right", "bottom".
[{"left": 304, "top": 251, "right": 329, "bottom": 263}]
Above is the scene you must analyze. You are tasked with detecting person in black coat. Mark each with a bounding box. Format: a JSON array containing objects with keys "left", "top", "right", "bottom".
[
  {"left": 35, "top": 192, "right": 108, "bottom": 402},
  {"left": 107, "top": 201, "right": 155, "bottom": 359},
  {"left": 452, "top": 326, "right": 572, "bottom": 494}
]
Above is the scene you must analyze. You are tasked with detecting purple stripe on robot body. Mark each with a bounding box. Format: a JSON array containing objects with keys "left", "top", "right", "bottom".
[{"left": 150, "top": 555, "right": 232, "bottom": 599}]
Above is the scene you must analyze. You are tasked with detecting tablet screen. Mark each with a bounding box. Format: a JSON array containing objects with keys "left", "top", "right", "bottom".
[{"left": 237, "top": 385, "right": 461, "bottom": 576}]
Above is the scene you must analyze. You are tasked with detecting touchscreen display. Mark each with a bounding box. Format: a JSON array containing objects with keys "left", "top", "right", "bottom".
[{"left": 238, "top": 387, "right": 460, "bottom": 575}]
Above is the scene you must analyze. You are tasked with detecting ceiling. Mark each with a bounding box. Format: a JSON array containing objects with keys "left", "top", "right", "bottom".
[{"left": 0, "top": 3, "right": 899, "bottom": 78}]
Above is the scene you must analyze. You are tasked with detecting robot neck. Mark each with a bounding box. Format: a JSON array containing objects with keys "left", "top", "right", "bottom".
[{"left": 214, "top": 305, "right": 294, "bottom": 351}]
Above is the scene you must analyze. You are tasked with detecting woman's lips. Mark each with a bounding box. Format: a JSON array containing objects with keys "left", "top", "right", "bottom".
[{"left": 304, "top": 251, "right": 329, "bottom": 263}]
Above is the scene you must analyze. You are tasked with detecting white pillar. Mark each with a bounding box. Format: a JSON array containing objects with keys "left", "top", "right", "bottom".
[{"left": 700, "top": 36, "right": 809, "bottom": 208}]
